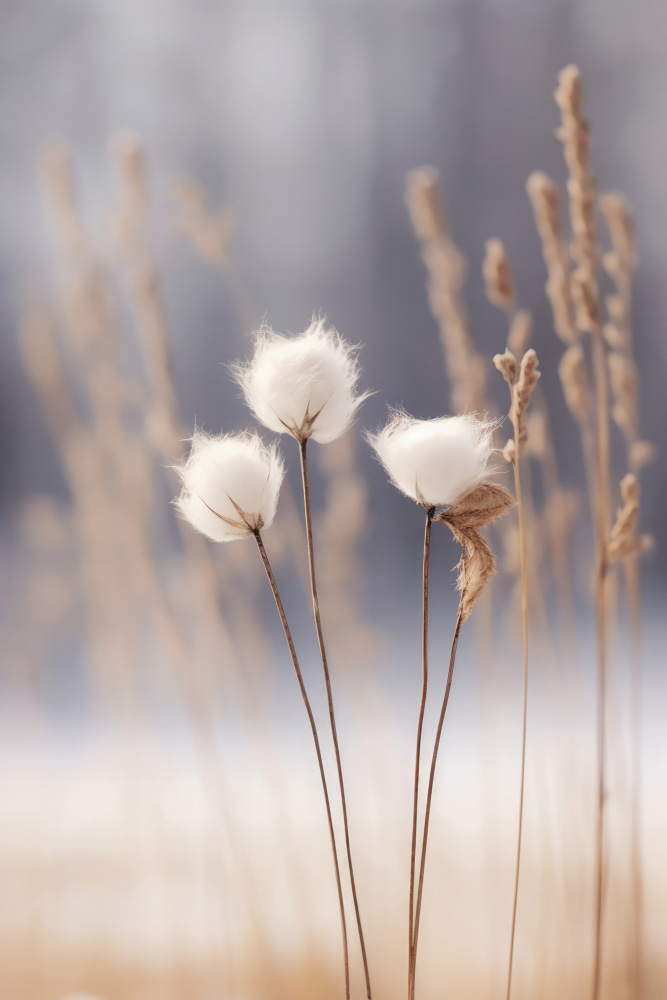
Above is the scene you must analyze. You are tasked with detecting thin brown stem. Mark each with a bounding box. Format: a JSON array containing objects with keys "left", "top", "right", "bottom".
[
  {"left": 591, "top": 321, "right": 611, "bottom": 1000},
  {"left": 253, "top": 530, "right": 350, "bottom": 1000},
  {"left": 506, "top": 420, "right": 530, "bottom": 1000},
  {"left": 409, "top": 597, "right": 466, "bottom": 1000},
  {"left": 624, "top": 554, "right": 644, "bottom": 999},
  {"left": 408, "top": 508, "right": 435, "bottom": 991},
  {"left": 300, "top": 438, "right": 373, "bottom": 1000}
]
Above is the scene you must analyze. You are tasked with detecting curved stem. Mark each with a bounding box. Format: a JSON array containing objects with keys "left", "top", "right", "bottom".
[
  {"left": 300, "top": 438, "right": 373, "bottom": 1000},
  {"left": 506, "top": 422, "right": 530, "bottom": 1000},
  {"left": 254, "top": 530, "right": 350, "bottom": 1000},
  {"left": 408, "top": 508, "right": 435, "bottom": 992},
  {"left": 409, "top": 597, "right": 466, "bottom": 1000},
  {"left": 591, "top": 321, "right": 611, "bottom": 1000}
]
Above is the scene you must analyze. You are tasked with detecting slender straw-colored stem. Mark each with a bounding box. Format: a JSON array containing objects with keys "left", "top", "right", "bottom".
[
  {"left": 253, "top": 529, "right": 350, "bottom": 1000},
  {"left": 591, "top": 322, "right": 611, "bottom": 1000},
  {"left": 624, "top": 555, "right": 644, "bottom": 999},
  {"left": 300, "top": 438, "right": 373, "bottom": 1000},
  {"left": 409, "top": 597, "right": 466, "bottom": 1000},
  {"left": 408, "top": 508, "right": 435, "bottom": 992},
  {"left": 623, "top": 267, "right": 644, "bottom": 997},
  {"left": 506, "top": 420, "right": 530, "bottom": 1000}
]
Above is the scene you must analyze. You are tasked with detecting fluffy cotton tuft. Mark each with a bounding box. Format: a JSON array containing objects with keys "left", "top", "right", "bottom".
[
  {"left": 233, "top": 318, "right": 370, "bottom": 444},
  {"left": 367, "top": 411, "right": 496, "bottom": 507},
  {"left": 174, "top": 430, "right": 284, "bottom": 542}
]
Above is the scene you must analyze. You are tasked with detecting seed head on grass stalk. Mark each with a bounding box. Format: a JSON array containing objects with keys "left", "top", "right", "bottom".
[
  {"left": 482, "top": 238, "right": 515, "bottom": 314},
  {"left": 367, "top": 410, "right": 513, "bottom": 999},
  {"left": 553, "top": 67, "right": 615, "bottom": 1000},
  {"left": 235, "top": 318, "right": 374, "bottom": 999},
  {"left": 174, "top": 428, "right": 352, "bottom": 1000},
  {"left": 607, "top": 474, "right": 653, "bottom": 564}
]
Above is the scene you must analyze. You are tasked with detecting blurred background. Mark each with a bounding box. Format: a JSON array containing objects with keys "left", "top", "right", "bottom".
[{"left": 0, "top": 1, "right": 665, "bottom": 998}]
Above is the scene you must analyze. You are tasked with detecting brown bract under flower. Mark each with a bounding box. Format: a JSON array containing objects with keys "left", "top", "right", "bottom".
[{"left": 435, "top": 482, "right": 515, "bottom": 621}]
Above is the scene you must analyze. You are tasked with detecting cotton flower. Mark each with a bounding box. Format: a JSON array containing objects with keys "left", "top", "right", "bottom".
[
  {"left": 174, "top": 430, "right": 284, "bottom": 542},
  {"left": 367, "top": 410, "right": 495, "bottom": 508},
  {"left": 234, "top": 318, "right": 369, "bottom": 444}
]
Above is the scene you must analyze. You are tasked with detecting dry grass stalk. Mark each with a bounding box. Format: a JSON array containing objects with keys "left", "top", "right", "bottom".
[
  {"left": 526, "top": 171, "right": 577, "bottom": 345},
  {"left": 485, "top": 237, "right": 580, "bottom": 966},
  {"left": 558, "top": 345, "right": 591, "bottom": 425},
  {"left": 554, "top": 66, "right": 599, "bottom": 284},
  {"left": 110, "top": 144, "right": 334, "bottom": 972},
  {"left": 525, "top": 407, "right": 581, "bottom": 639},
  {"left": 528, "top": 168, "right": 600, "bottom": 559},
  {"left": 628, "top": 440, "right": 654, "bottom": 473},
  {"left": 607, "top": 475, "right": 653, "bottom": 563},
  {"left": 173, "top": 175, "right": 258, "bottom": 332},
  {"left": 493, "top": 346, "right": 540, "bottom": 1000},
  {"left": 599, "top": 189, "right": 653, "bottom": 999},
  {"left": 553, "top": 65, "right": 613, "bottom": 1000},
  {"left": 170, "top": 167, "right": 318, "bottom": 666},
  {"left": 108, "top": 135, "right": 272, "bottom": 697},
  {"left": 38, "top": 138, "right": 87, "bottom": 258},
  {"left": 110, "top": 134, "right": 179, "bottom": 450},
  {"left": 173, "top": 176, "right": 235, "bottom": 266},
  {"left": 607, "top": 352, "right": 638, "bottom": 442},
  {"left": 484, "top": 224, "right": 577, "bottom": 650},
  {"left": 572, "top": 266, "right": 601, "bottom": 332},
  {"left": 19, "top": 307, "right": 79, "bottom": 439},
  {"left": 482, "top": 238, "right": 515, "bottom": 312},
  {"left": 600, "top": 193, "right": 636, "bottom": 306},
  {"left": 31, "top": 143, "right": 303, "bottom": 992},
  {"left": 607, "top": 473, "right": 651, "bottom": 1000},
  {"left": 405, "top": 167, "right": 489, "bottom": 413},
  {"left": 493, "top": 348, "right": 542, "bottom": 448},
  {"left": 34, "top": 149, "right": 238, "bottom": 984},
  {"left": 406, "top": 168, "right": 498, "bottom": 666},
  {"left": 513, "top": 350, "right": 541, "bottom": 443}
]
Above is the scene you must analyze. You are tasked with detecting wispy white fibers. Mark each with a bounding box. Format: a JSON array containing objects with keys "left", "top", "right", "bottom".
[
  {"left": 234, "top": 318, "right": 370, "bottom": 443},
  {"left": 367, "top": 410, "right": 496, "bottom": 507},
  {"left": 174, "top": 430, "right": 284, "bottom": 541}
]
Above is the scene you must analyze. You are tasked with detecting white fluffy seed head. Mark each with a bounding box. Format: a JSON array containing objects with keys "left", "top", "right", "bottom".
[
  {"left": 367, "top": 411, "right": 496, "bottom": 508},
  {"left": 233, "top": 318, "right": 370, "bottom": 444},
  {"left": 174, "top": 430, "right": 284, "bottom": 542}
]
